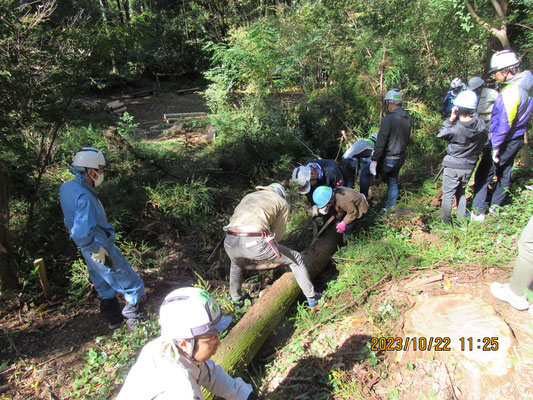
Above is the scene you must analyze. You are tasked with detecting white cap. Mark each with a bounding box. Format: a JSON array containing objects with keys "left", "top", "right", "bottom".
[{"left": 159, "top": 287, "right": 232, "bottom": 340}]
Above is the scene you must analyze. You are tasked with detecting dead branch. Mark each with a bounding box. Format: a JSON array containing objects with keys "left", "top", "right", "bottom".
[
  {"left": 332, "top": 256, "right": 363, "bottom": 263},
  {"left": 302, "top": 273, "right": 392, "bottom": 337}
]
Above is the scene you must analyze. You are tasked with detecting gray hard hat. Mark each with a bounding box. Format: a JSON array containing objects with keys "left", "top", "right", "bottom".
[
  {"left": 467, "top": 76, "right": 484, "bottom": 91},
  {"left": 292, "top": 166, "right": 312, "bottom": 194},
  {"left": 384, "top": 89, "right": 402, "bottom": 104}
]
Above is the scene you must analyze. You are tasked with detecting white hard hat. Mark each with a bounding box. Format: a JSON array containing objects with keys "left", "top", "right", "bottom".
[
  {"left": 384, "top": 89, "right": 402, "bottom": 104},
  {"left": 453, "top": 90, "right": 478, "bottom": 109},
  {"left": 159, "top": 287, "right": 232, "bottom": 340},
  {"left": 489, "top": 50, "right": 519, "bottom": 73},
  {"left": 467, "top": 76, "right": 485, "bottom": 91},
  {"left": 292, "top": 166, "right": 312, "bottom": 194},
  {"left": 72, "top": 147, "right": 106, "bottom": 170},
  {"left": 450, "top": 78, "right": 463, "bottom": 90}
]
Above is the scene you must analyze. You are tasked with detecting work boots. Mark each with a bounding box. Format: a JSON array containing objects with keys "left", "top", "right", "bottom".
[
  {"left": 100, "top": 297, "right": 124, "bottom": 329},
  {"left": 122, "top": 301, "right": 147, "bottom": 332}
]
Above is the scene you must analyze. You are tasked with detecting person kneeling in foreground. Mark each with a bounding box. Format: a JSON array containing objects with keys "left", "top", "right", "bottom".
[
  {"left": 490, "top": 215, "right": 533, "bottom": 312},
  {"left": 224, "top": 183, "right": 319, "bottom": 308},
  {"left": 117, "top": 287, "right": 263, "bottom": 400},
  {"left": 312, "top": 186, "right": 369, "bottom": 235}
]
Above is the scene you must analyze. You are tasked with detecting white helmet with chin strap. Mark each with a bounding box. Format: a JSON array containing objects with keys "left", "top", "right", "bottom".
[
  {"left": 72, "top": 147, "right": 106, "bottom": 170},
  {"left": 159, "top": 287, "right": 232, "bottom": 341},
  {"left": 489, "top": 50, "right": 520, "bottom": 73}
]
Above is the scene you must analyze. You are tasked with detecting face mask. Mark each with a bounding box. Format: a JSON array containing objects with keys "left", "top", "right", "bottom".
[
  {"left": 91, "top": 170, "right": 104, "bottom": 187},
  {"left": 319, "top": 206, "right": 329, "bottom": 215}
]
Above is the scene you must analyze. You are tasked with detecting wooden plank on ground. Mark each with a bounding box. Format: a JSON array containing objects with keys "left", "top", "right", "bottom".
[
  {"left": 163, "top": 112, "right": 207, "bottom": 119},
  {"left": 34, "top": 258, "right": 51, "bottom": 299},
  {"left": 176, "top": 87, "right": 200, "bottom": 94},
  {"left": 132, "top": 88, "right": 157, "bottom": 98}
]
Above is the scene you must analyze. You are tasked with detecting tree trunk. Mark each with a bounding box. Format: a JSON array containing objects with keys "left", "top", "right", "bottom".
[
  {"left": 205, "top": 224, "right": 341, "bottom": 398},
  {"left": 465, "top": 0, "right": 511, "bottom": 50},
  {"left": 122, "top": 0, "right": 130, "bottom": 21},
  {"left": 0, "top": 161, "right": 19, "bottom": 290},
  {"left": 114, "top": 0, "right": 125, "bottom": 24}
]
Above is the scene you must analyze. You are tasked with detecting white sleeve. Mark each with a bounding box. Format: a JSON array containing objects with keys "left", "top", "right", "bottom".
[{"left": 199, "top": 360, "right": 253, "bottom": 400}]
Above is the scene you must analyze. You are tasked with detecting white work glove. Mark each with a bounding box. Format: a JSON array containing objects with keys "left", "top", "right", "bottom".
[
  {"left": 311, "top": 205, "right": 319, "bottom": 218},
  {"left": 91, "top": 247, "right": 109, "bottom": 264},
  {"left": 491, "top": 149, "right": 499, "bottom": 164},
  {"left": 369, "top": 161, "right": 377, "bottom": 176}
]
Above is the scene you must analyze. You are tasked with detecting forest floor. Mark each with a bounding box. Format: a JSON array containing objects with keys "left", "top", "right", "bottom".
[{"left": 1, "top": 91, "right": 532, "bottom": 399}]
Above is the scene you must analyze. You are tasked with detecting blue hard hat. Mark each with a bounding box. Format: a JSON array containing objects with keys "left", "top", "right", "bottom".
[{"left": 312, "top": 186, "right": 333, "bottom": 208}]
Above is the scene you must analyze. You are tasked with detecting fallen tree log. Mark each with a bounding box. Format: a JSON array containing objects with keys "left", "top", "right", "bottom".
[{"left": 205, "top": 224, "right": 341, "bottom": 398}]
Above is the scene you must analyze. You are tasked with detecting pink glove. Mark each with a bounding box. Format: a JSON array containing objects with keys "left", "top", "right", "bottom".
[{"left": 336, "top": 221, "right": 346, "bottom": 233}]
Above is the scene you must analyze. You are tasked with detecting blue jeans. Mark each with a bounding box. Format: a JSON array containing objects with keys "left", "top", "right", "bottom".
[
  {"left": 360, "top": 157, "right": 405, "bottom": 209},
  {"left": 472, "top": 137, "right": 523, "bottom": 215}
]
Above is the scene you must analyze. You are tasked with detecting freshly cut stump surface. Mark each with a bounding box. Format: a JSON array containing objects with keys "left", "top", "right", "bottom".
[{"left": 396, "top": 294, "right": 523, "bottom": 399}]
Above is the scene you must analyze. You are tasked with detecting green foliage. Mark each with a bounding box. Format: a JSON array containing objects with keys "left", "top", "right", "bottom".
[
  {"left": 145, "top": 178, "right": 214, "bottom": 229},
  {"left": 68, "top": 259, "right": 92, "bottom": 299},
  {"left": 70, "top": 319, "right": 160, "bottom": 399}
]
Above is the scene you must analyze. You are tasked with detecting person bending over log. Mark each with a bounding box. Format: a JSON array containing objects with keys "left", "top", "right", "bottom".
[
  {"left": 223, "top": 183, "right": 320, "bottom": 308},
  {"left": 312, "top": 186, "right": 369, "bottom": 235},
  {"left": 292, "top": 159, "right": 345, "bottom": 204},
  {"left": 117, "top": 287, "right": 264, "bottom": 400}
]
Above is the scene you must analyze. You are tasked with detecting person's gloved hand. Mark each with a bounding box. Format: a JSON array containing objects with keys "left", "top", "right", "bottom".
[
  {"left": 91, "top": 247, "right": 109, "bottom": 264},
  {"left": 336, "top": 221, "right": 346, "bottom": 233},
  {"left": 491, "top": 149, "right": 499, "bottom": 164},
  {"left": 369, "top": 161, "right": 377, "bottom": 176},
  {"left": 311, "top": 205, "right": 319, "bottom": 218}
]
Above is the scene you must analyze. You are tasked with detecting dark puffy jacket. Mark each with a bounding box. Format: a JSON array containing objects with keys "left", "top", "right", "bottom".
[
  {"left": 437, "top": 115, "right": 486, "bottom": 169},
  {"left": 372, "top": 108, "right": 412, "bottom": 162}
]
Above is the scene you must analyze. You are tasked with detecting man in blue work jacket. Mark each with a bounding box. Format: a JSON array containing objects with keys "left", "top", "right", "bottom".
[{"left": 60, "top": 148, "right": 146, "bottom": 330}]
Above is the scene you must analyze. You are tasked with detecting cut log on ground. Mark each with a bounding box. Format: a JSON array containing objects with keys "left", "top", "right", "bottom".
[
  {"left": 176, "top": 87, "right": 200, "bottom": 94},
  {"left": 132, "top": 88, "right": 157, "bottom": 98},
  {"left": 112, "top": 107, "right": 127, "bottom": 114},
  {"left": 106, "top": 100, "right": 124, "bottom": 109},
  {"left": 166, "top": 116, "right": 209, "bottom": 123},
  {"left": 204, "top": 224, "right": 341, "bottom": 399}
]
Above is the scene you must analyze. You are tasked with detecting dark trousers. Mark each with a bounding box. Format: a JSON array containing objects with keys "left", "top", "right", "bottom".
[
  {"left": 472, "top": 137, "right": 523, "bottom": 215},
  {"left": 441, "top": 167, "right": 474, "bottom": 224}
]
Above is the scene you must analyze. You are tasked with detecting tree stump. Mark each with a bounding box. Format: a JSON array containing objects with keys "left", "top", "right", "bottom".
[{"left": 395, "top": 294, "right": 519, "bottom": 399}]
